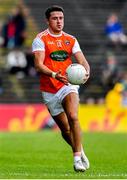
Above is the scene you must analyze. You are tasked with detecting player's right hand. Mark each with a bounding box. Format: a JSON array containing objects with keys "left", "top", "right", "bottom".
[{"left": 55, "top": 70, "right": 69, "bottom": 85}]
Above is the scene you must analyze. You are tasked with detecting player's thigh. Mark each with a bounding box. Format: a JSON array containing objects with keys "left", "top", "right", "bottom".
[
  {"left": 53, "top": 112, "right": 70, "bottom": 132},
  {"left": 62, "top": 92, "right": 79, "bottom": 118}
]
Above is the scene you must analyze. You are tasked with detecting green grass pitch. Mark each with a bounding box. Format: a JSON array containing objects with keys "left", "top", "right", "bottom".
[{"left": 0, "top": 131, "right": 127, "bottom": 179}]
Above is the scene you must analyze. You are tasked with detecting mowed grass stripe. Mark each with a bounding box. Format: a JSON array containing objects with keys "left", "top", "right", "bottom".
[{"left": 0, "top": 131, "right": 127, "bottom": 179}]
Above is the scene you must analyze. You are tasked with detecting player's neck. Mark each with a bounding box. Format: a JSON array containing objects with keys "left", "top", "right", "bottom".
[{"left": 48, "top": 28, "right": 62, "bottom": 37}]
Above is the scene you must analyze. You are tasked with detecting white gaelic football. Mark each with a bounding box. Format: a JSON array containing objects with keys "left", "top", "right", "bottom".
[{"left": 66, "top": 63, "right": 88, "bottom": 85}]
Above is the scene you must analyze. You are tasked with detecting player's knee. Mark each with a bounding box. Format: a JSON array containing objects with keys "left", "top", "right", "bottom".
[{"left": 68, "top": 112, "right": 78, "bottom": 123}]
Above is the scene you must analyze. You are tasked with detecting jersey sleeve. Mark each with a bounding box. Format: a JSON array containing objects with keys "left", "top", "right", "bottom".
[
  {"left": 32, "top": 37, "right": 45, "bottom": 52},
  {"left": 72, "top": 39, "right": 81, "bottom": 54}
]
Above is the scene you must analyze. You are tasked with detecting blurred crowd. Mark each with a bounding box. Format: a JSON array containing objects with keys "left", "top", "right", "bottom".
[
  {"left": 0, "top": 3, "right": 37, "bottom": 97},
  {"left": 84, "top": 12, "right": 127, "bottom": 107},
  {"left": 86, "top": 51, "right": 127, "bottom": 107},
  {"left": 0, "top": 4, "right": 27, "bottom": 49},
  {"left": 0, "top": 4, "right": 127, "bottom": 106}
]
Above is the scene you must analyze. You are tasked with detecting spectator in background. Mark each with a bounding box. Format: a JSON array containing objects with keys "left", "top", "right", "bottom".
[
  {"left": 100, "top": 53, "right": 121, "bottom": 96},
  {"left": 105, "top": 13, "right": 127, "bottom": 45},
  {"left": 1, "top": 4, "right": 27, "bottom": 49},
  {"left": 105, "top": 83, "right": 124, "bottom": 109},
  {"left": 6, "top": 48, "right": 27, "bottom": 79},
  {"left": 1, "top": 15, "right": 16, "bottom": 49},
  {"left": 13, "top": 5, "right": 27, "bottom": 47},
  {"left": 25, "top": 47, "right": 37, "bottom": 77}
]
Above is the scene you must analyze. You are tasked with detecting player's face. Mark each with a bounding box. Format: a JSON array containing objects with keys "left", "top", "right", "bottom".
[{"left": 47, "top": 11, "right": 64, "bottom": 34}]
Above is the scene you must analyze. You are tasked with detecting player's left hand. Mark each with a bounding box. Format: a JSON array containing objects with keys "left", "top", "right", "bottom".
[{"left": 55, "top": 70, "right": 69, "bottom": 85}]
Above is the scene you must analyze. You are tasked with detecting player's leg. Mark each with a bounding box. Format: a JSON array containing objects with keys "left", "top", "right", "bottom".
[
  {"left": 62, "top": 92, "right": 81, "bottom": 152},
  {"left": 62, "top": 92, "right": 86, "bottom": 171},
  {"left": 52, "top": 111, "right": 85, "bottom": 171},
  {"left": 43, "top": 88, "right": 88, "bottom": 171},
  {"left": 52, "top": 112, "right": 74, "bottom": 149},
  {"left": 43, "top": 90, "right": 74, "bottom": 149},
  {"left": 53, "top": 112, "right": 89, "bottom": 168}
]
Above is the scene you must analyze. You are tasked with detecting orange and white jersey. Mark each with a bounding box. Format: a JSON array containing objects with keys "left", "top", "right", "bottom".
[{"left": 32, "top": 29, "right": 81, "bottom": 93}]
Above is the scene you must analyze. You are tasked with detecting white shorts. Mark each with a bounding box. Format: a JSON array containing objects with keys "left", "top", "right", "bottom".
[{"left": 41, "top": 84, "right": 79, "bottom": 116}]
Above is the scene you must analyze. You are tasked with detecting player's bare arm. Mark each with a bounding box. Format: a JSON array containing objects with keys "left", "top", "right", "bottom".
[
  {"left": 34, "top": 51, "right": 68, "bottom": 85},
  {"left": 74, "top": 51, "right": 90, "bottom": 79}
]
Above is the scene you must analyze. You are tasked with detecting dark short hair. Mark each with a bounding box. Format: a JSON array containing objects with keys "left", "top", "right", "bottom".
[{"left": 45, "top": 5, "right": 64, "bottom": 19}]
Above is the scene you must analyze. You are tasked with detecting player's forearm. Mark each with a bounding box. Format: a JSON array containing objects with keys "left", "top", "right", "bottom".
[
  {"left": 35, "top": 63, "right": 55, "bottom": 77},
  {"left": 34, "top": 51, "right": 56, "bottom": 77},
  {"left": 74, "top": 51, "right": 90, "bottom": 73},
  {"left": 82, "top": 60, "right": 90, "bottom": 74}
]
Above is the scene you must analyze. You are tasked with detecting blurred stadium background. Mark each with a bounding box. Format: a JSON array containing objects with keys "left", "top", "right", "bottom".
[
  {"left": 0, "top": 0, "right": 127, "bottom": 178},
  {"left": 0, "top": 0, "right": 127, "bottom": 132}
]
